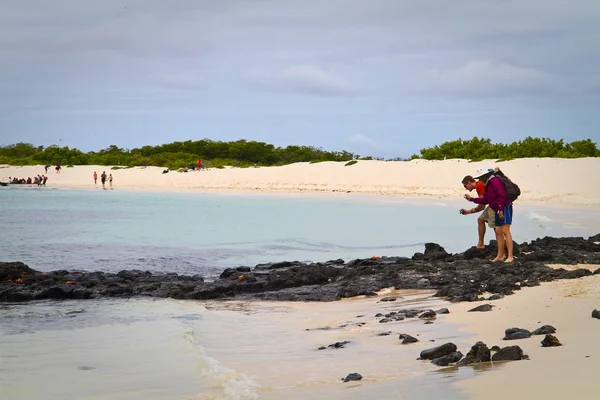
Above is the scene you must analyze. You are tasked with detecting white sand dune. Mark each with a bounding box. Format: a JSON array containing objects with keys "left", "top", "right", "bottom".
[{"left": 2, "top": 157, "right": 599, "bottom": 208}]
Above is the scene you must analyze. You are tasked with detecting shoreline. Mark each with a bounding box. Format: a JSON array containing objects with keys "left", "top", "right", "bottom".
[{"left": 2, "top": 158, "right": 599, "bottom": 209}]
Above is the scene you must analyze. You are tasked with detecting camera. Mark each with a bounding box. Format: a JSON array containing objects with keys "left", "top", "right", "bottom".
[{"left": 459, "top": 209, "right": 465, "bottom": 215}]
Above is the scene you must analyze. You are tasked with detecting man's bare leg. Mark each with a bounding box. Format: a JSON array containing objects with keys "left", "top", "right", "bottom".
[
  {"left": 490, "top": 226, "right": 506, "bottom": 262},
  {"left": 476, "top": 218, "right": 486, "bottom": 248},
  {"left": 503, "top": 225, "right": 514, "bottom": 263}
]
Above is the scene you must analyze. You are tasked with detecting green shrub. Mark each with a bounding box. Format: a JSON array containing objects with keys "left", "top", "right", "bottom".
[{"left": 344, "top": 160, "right": 358, "bottom": 166}]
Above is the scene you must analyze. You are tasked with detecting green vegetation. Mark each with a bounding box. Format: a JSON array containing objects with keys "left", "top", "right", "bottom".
[
  {"left": 344, "top": 160, "right": 358, "bottom": 166},
  {"left": 0, "top": 140, "right": 357, "bottom": 170},
  {"left": 0, "top": 137, "right": 597, "bottom": 169},
  {"left": 415, "top": 137, "right": 599, "bottom": 161}
]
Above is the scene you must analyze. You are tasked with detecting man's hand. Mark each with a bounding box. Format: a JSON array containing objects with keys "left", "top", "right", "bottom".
[
  {"left": 464, "top": 194, "right": 472, "bottom": 201},
  {"left": 460, "top": 208, "right": 469, "bottom": 215},
  {"left": 498, "top": 210, "right": 504, "bottom": 220}
]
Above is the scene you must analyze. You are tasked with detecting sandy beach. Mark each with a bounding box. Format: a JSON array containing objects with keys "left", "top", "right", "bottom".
[{"left": 2, "top": 157, "right": 599, "bottom": 208}]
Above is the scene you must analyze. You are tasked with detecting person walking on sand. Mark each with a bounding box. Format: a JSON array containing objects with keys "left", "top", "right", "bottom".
[
  {"left": 101, "top": 171, "right": 107, "bottom": 188},
  {"left": 109, "top": 173, "right": 113, "bottom": 188},
  {"left": 93, "top": 171, "right": 98, "bottom": 185},
  {"left": 464, "top": 168, "right": 514, "bottom": 263},
  {"left": 460, "top": 175, "right": 495, "bottom": 249}
]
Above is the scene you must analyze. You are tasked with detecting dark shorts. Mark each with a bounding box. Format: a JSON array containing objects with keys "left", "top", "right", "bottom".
[
  {"left": 495, "top": 204, "right": 513, "bottom": 226},
  {"left": 101, "top": 178, "right": 106, "bottom": 183}
]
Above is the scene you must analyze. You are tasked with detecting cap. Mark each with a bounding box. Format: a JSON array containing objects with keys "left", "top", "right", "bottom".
[{"left": 473, "top": 168, "right": 494, "bottom": 179}]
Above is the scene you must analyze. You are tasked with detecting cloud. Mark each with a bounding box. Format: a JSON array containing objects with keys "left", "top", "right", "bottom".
[
  {"left": 246, "top": 66, "right": 355, "bottom": 96},
  {"left": 347, "top": 133, "right": 377, "bottom": 149},
  {"left": 422, "top": 60, "right": 555, "bottom": 96},
  {"left": 156, "top": 74, "right": 206, "bottom": 91}
]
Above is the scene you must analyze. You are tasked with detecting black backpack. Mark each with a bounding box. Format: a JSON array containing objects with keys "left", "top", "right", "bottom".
[{"left": 494, "top": 170, "right": 521, "bottom": 202}]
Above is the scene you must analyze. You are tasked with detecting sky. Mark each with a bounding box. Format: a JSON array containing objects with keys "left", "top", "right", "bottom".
[{"left": 1, "top": 0, "right": 599, "bottom": 158}]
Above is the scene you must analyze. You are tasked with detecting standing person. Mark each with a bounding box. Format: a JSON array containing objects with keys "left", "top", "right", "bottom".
[
  {"left": 43, "top": 175, "right": 47, "bottom": 186},
  {"left": 44, "top": 165, "right": 49, "bottom": 173},
  {"left": 464, "top": 168, "right": 514, "bottom": 263},
  {"left": 109, "top": 174, "right": 113, "bottom": 188},
  {"left": 93, "top": 171, "right": 98, "bottom": 185},
  {"left": 101, "top": 171, "right": 107, "bottom": 188},
  {"left": 197, "top": 159, "right": 203, "bottom": 170},
  {"left": 460, "top": 175, "right": 495, "bottom": 249},
  {"left": 55, "top": 163, "right": 61, "bottom": 174}
]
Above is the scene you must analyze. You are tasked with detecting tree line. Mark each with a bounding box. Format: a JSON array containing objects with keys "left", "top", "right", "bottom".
[{"left": 0, "top": 137, "right": 597, "bottom": 169}]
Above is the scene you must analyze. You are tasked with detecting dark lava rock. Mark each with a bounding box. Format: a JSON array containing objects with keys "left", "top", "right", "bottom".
[
  {"left": 432, "top": 351, "right": 463, "bottom": 366},
  {"left": 457, "top": 341, "right": 491, "bottom": 365},
  {"left": 532, "top": 325, "right": 556, "bottom": 335},
  {"left": 418, "top": 310, "right": 436, "bottom": 319},
  {"left": 327, "top": 341, "right": 350, "bottom": 349},
  {"left": 492, "top": 345, "right": 525, "bottom": 361},
  {"left": 377, "top": 331, "right": 392, "bottom": 336},
  {"left": 436, "top": 308, "right": 450, "bottom": 314},
  {"left": 342, "top": 373, "right": 362, "bottom": 382},
  {"left": 379, "top": 318, "right": 392, "bottom": 323},
  {"left": 380, "top": 296, "right": 397, "bottom": 302},
  {"left": 503, "top": 328, "right": 531, "bottom": 340},
  {"left": 424, "top": 321, "right": 434, "bottom": 324},
  {"left": 490, "top": 345, "right": 501, "bottom": 352},
  {"left": 419, "top": 342, "right": 457, "bottom": 360},
  {"left": 488, "top": 294, "right": 504, "bottom": 300},
  {"left": 399, "top": 334, "right": 419, "bottom": 344},
  {"left": 541, "top": 334, "right": 562, "bottom": 347},
  {"left": 592, "top": 310, "right": 600, "bottom": 319},
  {"left": 3, "top": 233, "right": 600, "bottom": 303},
  {"left": 468, "top": 304, "right": 494, "bottom": 312}
]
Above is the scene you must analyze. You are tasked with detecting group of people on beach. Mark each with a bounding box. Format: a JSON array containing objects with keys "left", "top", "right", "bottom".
[
  {"left": 93, "top": 171, "right": 112, "bottom": 188},
  {"left": 7, "top": 175, "right": 48, "bottom": 186},
  {"left": 460, "top": 167, "right": 514, "bottom": 263}
]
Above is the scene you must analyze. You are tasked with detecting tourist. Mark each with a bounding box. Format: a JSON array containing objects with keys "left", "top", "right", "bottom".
[
  {"left": 109, "top": 174, "right": 113, "bottom": 188},
  {"left": 464, "top": 168, "right": 514, "bottom": 263},
  {"left": 93, "top": 171, "right": 98, "bottom": 185},
  {"left": 460, "top": 175, "right": 495, "bottom": 249},
  {"left": 101, "top": 171, "right": 107, "bottom": 188}
]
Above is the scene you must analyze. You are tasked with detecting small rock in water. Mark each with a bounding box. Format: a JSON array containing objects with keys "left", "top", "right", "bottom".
[
  {"left": 424, "top": 321, "right": 434, "bottom": 324},
  {"left": 418, "top": 310, "right": 436, "bottom": 319},
  {"left": 342, "top": 373, "right": 362, "bottom": 382},
  {"left": 377, "top": 331, "right": 392, "bottom": 336},
  {"left": 492, "top": 345, "right": 526, "bottom": 361},
  {"left": 531, "top": 325, "right": 556, "bottom": 335},
  {"left": 541, "top": 334, "right": 562, "bottom": 347},
  {"left": 490, "top": 345, "right": 501, "bottom": 352},
  {"left": 399, "top": 333, "right": 419, "bottom": 344},
  {"left": 380, "top": 296, "right": 397, "bottom": 302},
  {"left": 468, "top": 304, "right": 494, "bottom": 312},
  {"left": 436, "top": 308, "right": 450, "bottom": 314},
  {"left": 419, "top": 343, "right": 457, "bottom": 360},
  {"left": 327, "top": 341, "right": 350, "bottom": 349},
  {"left": 592, "top": 309, "right": 600, "bottom": 319},
  {"left": 503, "top": 328, "right": 531, "bottom": 340},
  {"left": 431, "top": 351, "right": 463, "bottom": 366}
]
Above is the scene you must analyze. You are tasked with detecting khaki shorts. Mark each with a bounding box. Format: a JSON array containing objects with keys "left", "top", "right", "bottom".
[{"left": 478, "top": 206, "right": 496, "bottom": 228}]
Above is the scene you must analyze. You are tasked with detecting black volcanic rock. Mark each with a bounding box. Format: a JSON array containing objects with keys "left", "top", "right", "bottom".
[{"left": 2, "top": 234, "right": 599, "bottom": 303}]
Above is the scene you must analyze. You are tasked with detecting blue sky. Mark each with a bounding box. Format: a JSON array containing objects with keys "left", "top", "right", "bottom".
[{"left": 1, "top": 0, "right": 599, "bottom": 158}]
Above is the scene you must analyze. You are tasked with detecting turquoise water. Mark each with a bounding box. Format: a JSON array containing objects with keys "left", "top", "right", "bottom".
[
  {"left": 2, "top": 187, "right": 598, "bottom": 277},
  {"left": 1, "top": 187, "right": 599, "bottom": 400}
]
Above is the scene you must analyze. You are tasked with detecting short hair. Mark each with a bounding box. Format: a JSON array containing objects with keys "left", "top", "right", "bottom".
[{"left": 462, "top": 175, "right": 475, "bottom": 185}]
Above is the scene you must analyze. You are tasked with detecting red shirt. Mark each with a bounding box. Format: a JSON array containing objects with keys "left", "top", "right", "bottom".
[{"left": 475, "top": 181, "right": 485, "bottom": 197}]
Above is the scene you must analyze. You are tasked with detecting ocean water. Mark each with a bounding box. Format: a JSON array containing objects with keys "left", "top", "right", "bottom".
[{"left": 1, "top": 187, "right": 599, "bottom": 400}]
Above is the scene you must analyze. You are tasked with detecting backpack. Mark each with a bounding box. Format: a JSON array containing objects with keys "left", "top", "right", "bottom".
[{"left": 494, "top": 170, "right": 521, "bottom": 202}]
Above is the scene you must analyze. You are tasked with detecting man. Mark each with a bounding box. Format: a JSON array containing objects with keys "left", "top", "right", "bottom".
[
  {"left": 101, "top": 171, "right": 107, "bottom": 188},
  {"left": 460, "top": 175, "right": 496, "bottom": 249},
  {"left": 465, "top": 168, "right": 514, "bottom": 263}
]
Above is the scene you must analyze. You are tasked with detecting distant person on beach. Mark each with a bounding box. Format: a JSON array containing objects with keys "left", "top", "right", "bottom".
[
  {"left": 44, "top": 165, "right": 49, "bottom": 173},
  {"left": 93, "top": 171, "right": 98, "bottom": 185},
  {"left": 109, "top": 174, "right": 113, "bottom": 188},
  {"left": 460, "top": 175, "right": 495, "bottom": 249},
  {"left": 101, "top": 171, "right": 107, "bottom": 188},
  {"left": 43, "top": 175, "right": 47, "bottom": 186},
  {"left": 55, "top": 163, "right": 61, "bottom": 174},
  {"left": 464, "top": 168, "right": 514, "bottom": 263},
  {"left": 197, "top": 159, "right": 203, "bottom": 170}
]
